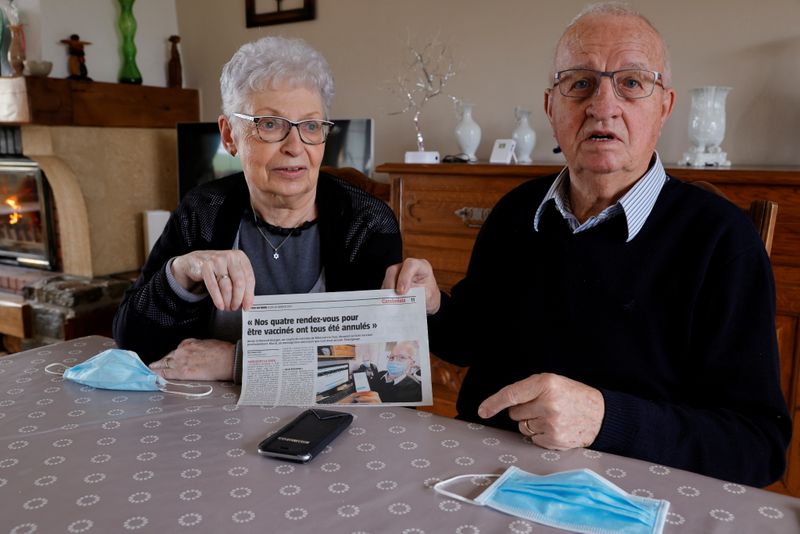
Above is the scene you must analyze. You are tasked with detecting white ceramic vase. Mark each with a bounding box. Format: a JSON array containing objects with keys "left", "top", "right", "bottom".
[
  {"left": 512, "top": 107, "right": 536, "bottom": 163},
  {"left": 680, "top": 86, "right": 732, "bottom": 167},
  {"left": 455, "top": 102, "right": 481, "bottom": 162}
]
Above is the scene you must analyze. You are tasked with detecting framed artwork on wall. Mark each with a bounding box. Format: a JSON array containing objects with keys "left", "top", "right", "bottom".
[{"left": 245, "top": 0, "right": 316, "bottom": 28}]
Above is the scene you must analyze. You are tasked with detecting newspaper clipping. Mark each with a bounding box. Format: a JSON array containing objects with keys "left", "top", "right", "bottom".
[{"left": 238, "top": 288, "right": 432, "bottom": 407}]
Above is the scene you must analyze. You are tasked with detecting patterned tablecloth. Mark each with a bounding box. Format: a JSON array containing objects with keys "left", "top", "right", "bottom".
[{"left": 1, "top": 336, "right": 798, "bottom": 533}]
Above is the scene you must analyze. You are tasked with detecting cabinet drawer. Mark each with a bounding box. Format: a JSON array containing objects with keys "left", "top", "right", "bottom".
[
  {"left": 398, "top": 175, "right": 529, "bottom": 236},
  {"left": 404, "top": 241, "right": 471, "bottom": 291},
  {"left": 416, "top": 355, "right": 466, "bottom": 418}
]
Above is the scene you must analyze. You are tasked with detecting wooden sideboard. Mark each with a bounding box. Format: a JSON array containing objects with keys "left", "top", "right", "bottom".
[{"left": 378, "top": 162, "right": 800, "bottom": 496}]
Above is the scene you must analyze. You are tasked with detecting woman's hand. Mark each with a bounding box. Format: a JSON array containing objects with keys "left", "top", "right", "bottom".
[
  {"left": 382, "top": 258, "right": 441, "bottom": 315},
  {"left": 171, "top": 250, "right": 256, "bottom": 311},
  {"left": 149, "top": 338, "right": 236, "bottom": 381}
]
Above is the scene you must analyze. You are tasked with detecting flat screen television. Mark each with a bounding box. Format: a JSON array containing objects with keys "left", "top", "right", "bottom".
[{"left": 176, "top": 118, "right": 374, "bottom": 201}]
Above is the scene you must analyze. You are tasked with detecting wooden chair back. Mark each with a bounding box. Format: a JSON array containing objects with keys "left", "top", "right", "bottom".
[
  {"left": 691, "top": 181, "right": 778, "bottom": 257},
  {"left": 321, "top": 166, "right": 390, "bottom": 202},
  {"left": 748, "top": 199, "right": 779, "bottom": 256}
]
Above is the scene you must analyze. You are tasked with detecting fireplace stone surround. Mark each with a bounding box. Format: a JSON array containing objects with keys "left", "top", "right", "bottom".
[{"left": 0, "top": 77, "right": 199, "bottom": 351}]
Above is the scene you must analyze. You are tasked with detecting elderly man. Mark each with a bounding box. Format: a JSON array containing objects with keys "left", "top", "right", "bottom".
[
  {"left": 367, "top": 341, "right": 422, "bottom": 403},
  {"left": 384, "top": 3, "right": 790, "bottom": 487},
  {"left": 349, "top": 341, "right": 421, "bottom": 404}
]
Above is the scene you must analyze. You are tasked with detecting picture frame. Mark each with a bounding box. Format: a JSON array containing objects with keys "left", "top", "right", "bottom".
[{"left": 245, "top": 0, "right": 316, "bottom": 28}]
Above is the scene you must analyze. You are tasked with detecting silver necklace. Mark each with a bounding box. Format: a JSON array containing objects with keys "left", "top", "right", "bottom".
[{"left": 251, "top": 205, "right": 297, "bottom": 260}]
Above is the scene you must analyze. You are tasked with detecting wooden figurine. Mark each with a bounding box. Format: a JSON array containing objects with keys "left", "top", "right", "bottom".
[
  {"left": 59, "top": 34, "right": 92, "bottom": 81},
  {"left": 168, "top": 35, "right": 182, "bottom": 88}
]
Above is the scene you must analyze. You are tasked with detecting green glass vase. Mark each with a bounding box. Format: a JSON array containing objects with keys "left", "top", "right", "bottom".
[{"left": 117, "top": 0, "right": 142, "bottom": 84}]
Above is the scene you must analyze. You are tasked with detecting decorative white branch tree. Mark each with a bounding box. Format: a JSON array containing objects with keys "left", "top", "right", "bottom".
[{"left": 390, "top": 35, "right": 459, "bottom": 152}]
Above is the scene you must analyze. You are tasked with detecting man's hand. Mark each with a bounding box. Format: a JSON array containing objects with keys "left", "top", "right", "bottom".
[
  {"left": 382, "top": 258, "right": 441, "bottom": 315},
  {"left": 346, "top": 391, "right": 382, "bottom": 404},
  {"left": 149, "top": 338, "right": 235, "bottom": 381},
  {"left": 478, "top": 373, "right": 604, "bottom": 450}
]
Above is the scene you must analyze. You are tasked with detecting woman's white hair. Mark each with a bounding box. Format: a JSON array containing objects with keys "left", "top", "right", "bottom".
[
  {"left": 557, "top": 2, "right": 672, "bottom": 87},
  {"left": 220, "top": 36, "right": 335, "bottom": 118}
]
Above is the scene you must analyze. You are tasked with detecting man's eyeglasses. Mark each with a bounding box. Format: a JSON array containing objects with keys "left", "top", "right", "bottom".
[
  {"left": 553, "top": 69, "right": 664, "bottom": 100},
  {"left": 233, "top": 113, "right": 334, "bottom": 145}
]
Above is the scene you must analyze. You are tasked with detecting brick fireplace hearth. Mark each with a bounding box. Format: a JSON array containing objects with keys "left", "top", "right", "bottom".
[{"left": 0, "top": 264, "right": 132, "bottom": 352}]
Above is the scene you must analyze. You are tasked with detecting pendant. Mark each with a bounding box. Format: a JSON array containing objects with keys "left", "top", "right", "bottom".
[{"left": 273, "top": 252, "right": 280, "bottom": 260}]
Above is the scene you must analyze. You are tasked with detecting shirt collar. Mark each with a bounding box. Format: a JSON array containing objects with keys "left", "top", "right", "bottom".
[
  {"left": 533, "top": 152, "right": 667, "bottom": 242},
  {"left": 383, "top": 373, "right": 406, "bottom": 385}
]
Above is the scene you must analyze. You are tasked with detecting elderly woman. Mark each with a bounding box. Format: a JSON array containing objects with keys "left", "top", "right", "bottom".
[{"left": 113, "top": 36, "right": 401, "bottom": 382}]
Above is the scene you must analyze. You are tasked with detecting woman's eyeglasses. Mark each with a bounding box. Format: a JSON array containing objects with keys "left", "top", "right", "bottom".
[{"left": 233, "top": 113, "right": 334, "bottom": 145}]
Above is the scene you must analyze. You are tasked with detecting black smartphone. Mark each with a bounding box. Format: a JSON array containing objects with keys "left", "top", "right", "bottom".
[{"left": 257, "top": 408, "right": 353, "bottom": 463}]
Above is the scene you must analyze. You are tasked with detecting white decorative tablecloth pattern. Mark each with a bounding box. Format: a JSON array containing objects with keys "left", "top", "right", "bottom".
[{"left": 1, "top": 336, "right": 798, "bottom": 533}]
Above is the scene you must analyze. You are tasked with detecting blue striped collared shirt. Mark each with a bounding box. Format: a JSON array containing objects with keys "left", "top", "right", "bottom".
[{"left": 533, "top": 152, "right": 668, "bottom": 242}]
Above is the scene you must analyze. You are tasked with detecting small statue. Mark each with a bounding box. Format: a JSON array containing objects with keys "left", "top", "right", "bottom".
[
  {"left": 167, "top": 35, "right": 182, "bottom": 88},
  {"left": 59, "top": 34, "right": 92, "bottom": 81}
]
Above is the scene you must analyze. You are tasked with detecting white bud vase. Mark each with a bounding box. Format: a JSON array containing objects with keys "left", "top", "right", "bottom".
[
  {"left": 512, "top": 107, "right": 536, "bottom": 164},
  {"left": 455, "top": 102, "right": 481, "bottom": 162}
]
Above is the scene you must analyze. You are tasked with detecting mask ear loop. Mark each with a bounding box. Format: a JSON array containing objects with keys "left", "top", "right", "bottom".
[
  {"left": 433, "top": 474, "right": 499, "bottom": 505},
  {"left": 44, "top": 363, "right": 69, "bottom": 376},
  {"left": 156, "top": 378, "right": 213, "bottom": 398}
]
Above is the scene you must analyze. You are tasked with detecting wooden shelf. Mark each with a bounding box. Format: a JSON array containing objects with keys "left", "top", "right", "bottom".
[{"left": 0, "top": 76, "right": 199, "bottom": 128}]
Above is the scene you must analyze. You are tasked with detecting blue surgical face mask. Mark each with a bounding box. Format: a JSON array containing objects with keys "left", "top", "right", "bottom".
[
  {"left": 45, "top": 349, "right": 212, "bottom": 398},
  {"left": 386, "top": 361, "right": 409, "bottom": 376},
  {"left": 434, "top": 467, "right": 669, "bottom": 534}
]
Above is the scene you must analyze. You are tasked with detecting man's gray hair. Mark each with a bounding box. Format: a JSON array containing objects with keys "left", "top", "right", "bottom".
[
  {"left": 392, "top": 340, "right": 419, "bottom": 361},
  {"left": 220, "top": 36, "right": 335, "bottom": 119},
  {"left": 557, "top": 2, "right": 672, "bottom": 87}
]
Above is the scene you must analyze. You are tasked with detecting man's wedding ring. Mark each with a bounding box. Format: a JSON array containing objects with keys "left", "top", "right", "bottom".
[{"left": 164, "top": 357, "right": 172, "bottom": 369}]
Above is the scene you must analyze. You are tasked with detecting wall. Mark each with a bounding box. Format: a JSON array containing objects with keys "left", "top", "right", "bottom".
[
  {"left": 17, "top": 0, "right": 178, "bottom": 87},
  {"left": 12, "top": 1, "right": 799, "bottom": 168},
  {"left": 174, "top": 0, "right": 800, "bottom": 171}
]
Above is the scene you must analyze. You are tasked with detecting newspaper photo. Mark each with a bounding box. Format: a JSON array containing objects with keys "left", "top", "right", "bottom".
[{"left": 238, "top": 288, "right": 432, "bottom": 407}]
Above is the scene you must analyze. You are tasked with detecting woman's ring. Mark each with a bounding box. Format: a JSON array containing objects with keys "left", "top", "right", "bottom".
[
  {"left": 217, "top": 273, "right": 230, "bottom": 282},
  {"left": 523, "top": 419, "right": 539, "bottom": 436}
]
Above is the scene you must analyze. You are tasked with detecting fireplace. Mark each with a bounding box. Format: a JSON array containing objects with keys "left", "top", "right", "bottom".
[
  {"left": 0, "top": 77, "right": 199, "bottom": 350},
  {"left": 0, "top": 158, "right": 56, "bottom": 270}
]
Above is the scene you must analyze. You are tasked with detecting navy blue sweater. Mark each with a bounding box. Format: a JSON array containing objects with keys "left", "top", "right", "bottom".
[{"left": 429, "top": 174, "right": 791, "bottom": 487}]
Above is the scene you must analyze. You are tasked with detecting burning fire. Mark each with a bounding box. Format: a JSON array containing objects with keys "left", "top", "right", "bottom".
[{"left": 5, "top": 196, "right": 22, "bottom": 224}]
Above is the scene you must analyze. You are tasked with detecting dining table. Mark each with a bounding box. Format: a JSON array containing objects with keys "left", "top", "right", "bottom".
[{"left": 1, "top": 335, "right": 798, "bottom": 533}]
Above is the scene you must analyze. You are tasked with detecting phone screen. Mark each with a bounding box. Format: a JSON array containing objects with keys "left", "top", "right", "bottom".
[
  {"left": 353, "top": 371, "right": 370, "bottom": 392},
  {"left": 258, "top": 409, "right": 353, "bottom": 462}
]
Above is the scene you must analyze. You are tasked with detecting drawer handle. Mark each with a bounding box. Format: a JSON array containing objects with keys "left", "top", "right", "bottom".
[{"left": 454, "top": 207, "right": 491, "bottom": 228}]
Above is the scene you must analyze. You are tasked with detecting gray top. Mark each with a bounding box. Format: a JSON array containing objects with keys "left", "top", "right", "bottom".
[
  {"left": 166, "top": 216, "right": 325, "bottom": 343},
  {"left": 209, "top": 218, "right": 325, "bottom": 342},
  {"left": 238, "top": 214, "right": 323, "bottom": 295},
  {"left": 2, "top": 336, "right": 798, "bottom": 534}
]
